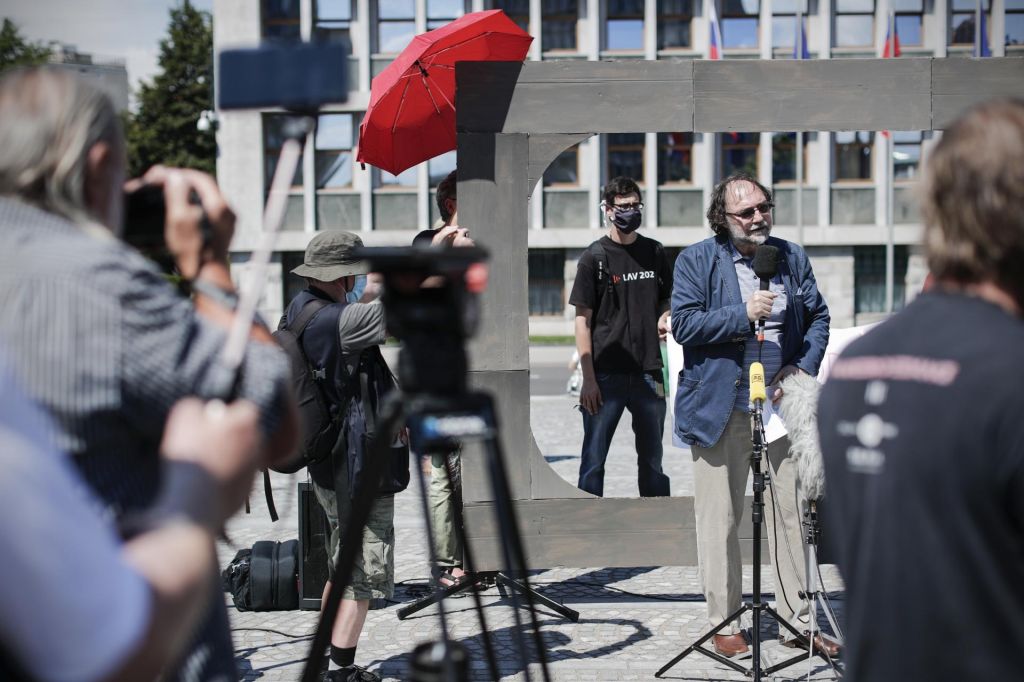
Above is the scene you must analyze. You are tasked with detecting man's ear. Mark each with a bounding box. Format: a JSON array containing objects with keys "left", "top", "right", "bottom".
[{"left": 83, "top": 141, "right": 119, "bottom": 229}]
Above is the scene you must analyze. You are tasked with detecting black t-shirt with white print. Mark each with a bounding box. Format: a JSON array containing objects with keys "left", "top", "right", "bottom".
[{"left": 569, "top": 235, "right": 672, "bottom": 374}]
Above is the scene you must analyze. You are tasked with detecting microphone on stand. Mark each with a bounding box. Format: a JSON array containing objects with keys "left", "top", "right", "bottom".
[
  {"left": 749, "top": 361, "right": 767, "bottom": 405},
  {"left": 751, "top": 245, "right": 780, "bottom": 343},
  {"left": 776, "top": 372, "right": 825, "bottom": 502}
]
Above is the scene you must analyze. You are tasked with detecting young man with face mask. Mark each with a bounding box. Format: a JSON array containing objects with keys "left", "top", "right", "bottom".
[{"left": 569, "top": 176, "right": 673, "bottom": 498}]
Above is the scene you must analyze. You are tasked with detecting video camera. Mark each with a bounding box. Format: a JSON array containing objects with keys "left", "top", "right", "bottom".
[{"left": 351, "top": 245, "right": 489, "bottom": 396}]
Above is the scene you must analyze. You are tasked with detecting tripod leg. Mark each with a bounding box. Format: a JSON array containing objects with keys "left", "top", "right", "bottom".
[
  {"left": 655, "top": 604, "right": 752, "bottom": 678},
  {"left": 496, "top": 573, "right": 580, "bottom": 622},
  {"left": 408, "top": 445, "right": 461, "bottom": 681},
  {"left": 437, "top": 452, "right": 502, "bottom": 682},
  {"left": 480, "top": 407, "right": 552, "bottom": 682}
]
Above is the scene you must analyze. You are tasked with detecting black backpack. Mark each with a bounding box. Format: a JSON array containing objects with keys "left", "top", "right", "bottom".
[{"left": 270, "top": 299, "right": 345, "bottom": 474}]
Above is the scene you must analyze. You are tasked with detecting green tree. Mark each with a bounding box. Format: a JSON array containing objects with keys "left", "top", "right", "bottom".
[
  {"left": 126, "top": 3, "right": 215, "bottom": 176},
  {"left": 0, "top": 18, "right": 51, "bottom": 71}
]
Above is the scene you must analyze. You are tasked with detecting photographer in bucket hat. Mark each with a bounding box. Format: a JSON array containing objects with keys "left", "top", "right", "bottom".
[{"left": 285, "top": 231, "right": 396, "bottom": 682}]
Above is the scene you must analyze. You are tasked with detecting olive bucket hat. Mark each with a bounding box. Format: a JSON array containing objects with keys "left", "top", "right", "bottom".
[{"left": 291, "top": 231, "right": 370, "bottom": 281}]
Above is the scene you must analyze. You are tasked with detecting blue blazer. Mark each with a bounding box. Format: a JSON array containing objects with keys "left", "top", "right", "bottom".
[{"left": 671, "top": 234, "right": 830, "bottom": 448}]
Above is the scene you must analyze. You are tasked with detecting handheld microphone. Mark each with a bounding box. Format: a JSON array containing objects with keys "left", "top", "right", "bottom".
[
  {"left": 751, "top": 244, "right": 779, "bottom": 342},
  {"left": 749, "top": 361, "right": 767, "bottom": 404}
]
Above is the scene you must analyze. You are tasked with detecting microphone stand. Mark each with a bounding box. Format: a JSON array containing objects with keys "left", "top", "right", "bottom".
[
  {"left": 657, "top": 362, "right": 816, "bottom": 680},
  {"left": 800, "top": 499, "right": 843, "bottom": 678}
]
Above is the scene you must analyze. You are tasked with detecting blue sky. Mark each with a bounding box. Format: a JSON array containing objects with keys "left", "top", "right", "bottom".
[{"left": 4, "top": 0, "right": 214, "bottom": 93}]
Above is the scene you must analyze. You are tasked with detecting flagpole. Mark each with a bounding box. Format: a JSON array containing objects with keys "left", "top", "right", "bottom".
[
  {"left": 795, "top": 3, "right": 804, "bottom": 245},
  {"left": 885, "top": 10, "right": 895, "bottom": 314},
  {"left": 975, "top": 0, "right": 982, "bottom": 57}
]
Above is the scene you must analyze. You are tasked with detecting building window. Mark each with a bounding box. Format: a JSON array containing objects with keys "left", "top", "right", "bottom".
[
  {"left": 528, "top": 249, "right": 565, "bottom": 316},
  {"left": 891, "top": 131, "right": 923, "bottom": 179},
  {"left": 772, "top": 0, "right": 807, "bottom": 51},
  {"left": 1008, "top": 0, "right": 1024, "bottom": 46},
  {"left": 314, "top": 0, "right": 352, "bottom": 43},
  {"left": 950, "top": 0, "right": 990, "bottom": 45},
  {"left": 658, "top": 0, "right": 693, "bottom": 49},
  {"left": 721, "top": 132, "right": 759, "bottom": 178},
  {"left": 854, "top": 245, "right": 908, "bottom": 313},
  {"left": 544, "top": 145, "right": 581, "bottom": 186},
  {"left": 721, "top": 0, "right": 760, "bottom": 49},
  {"left": 427, "top": 0, "right": 465, "bottom": 29},
  {"left": 834, "top": 0, "right": 874, "bottom": 48},
  {"left": 264, "top": 114, "right": 304, "bottom": 192},
  {"left": 378, "top": 0, "right": 416, "bottom": 53},
  {"left": 606, "top": 0, "right": 645, "bottom": 50},
  {"left": 262, "top": 0, "right": 301, "bottom": 43},
  {"left": 834, "top": 130, "right": 873, "bottom": 180},
  {"left": 282, "top": 251, "right": 307, "bottom": 306},
  {"left": 892, "top": 0, "right": 923, "bottom": 47},
  {"left": 772, "top": 132, "right": 807, "bottom": 182},
  {"left": 658, "top": 133, "right": 694, "bottom": 184},
  {"left": 315, "top": 113, "right": 355, "bottom": 189},
  {"left": 607, "top": 133, "right": 646, "bottom": 182},
  {"left": 493, "top": 0, "right": 530, "bottom": 33},
  {"left": 428, "top": 151, "right": 457, "bottom": 187},
  {"left": 543, "top": 0, "right": 579, "bottom": 51}
]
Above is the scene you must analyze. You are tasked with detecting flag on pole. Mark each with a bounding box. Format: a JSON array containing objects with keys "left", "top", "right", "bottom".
[
  {"left": 882, "top": 13, "right": 901, "bottom": 58},
  {"left": 881, "top": 12, "right": 899, "bottom": 138},
  {"left": 975, "top": 5, "right": 992, "bottom": 57},
  {"left": 709, "top": 1, "right": 724, "bottom": 60},
  {"left": 793, "top": 16, "right": 810, "bottom": 59}
]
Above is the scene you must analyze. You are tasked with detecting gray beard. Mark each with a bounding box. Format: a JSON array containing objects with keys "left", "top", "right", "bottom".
[{"left": 729, "top": 221, "right": 770, "bottom": 247}]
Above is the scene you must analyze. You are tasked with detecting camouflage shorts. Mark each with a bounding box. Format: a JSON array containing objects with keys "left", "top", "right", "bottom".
[{"left": 311, "top": 480, "right": 395, "bottom": 601}]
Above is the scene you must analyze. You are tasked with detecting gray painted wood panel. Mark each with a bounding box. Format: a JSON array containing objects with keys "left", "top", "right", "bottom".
[
  {"left": 464, "top": 497, "right": 768, "bottom": 571},
  {"left": 457, "top": 61, "right": 694, "bottom": 134},
  {"left": 932, "top": 58, "right": 1024, "bottom": 130},
  {"left": 459, "top": 132, "right": 530, "bottom": 373},
  {"left": 453, "top": 57, "right": 1020, "bottom": 571},
  {"left": 693, "top": 59, "right": 933, "bottom": 132}
]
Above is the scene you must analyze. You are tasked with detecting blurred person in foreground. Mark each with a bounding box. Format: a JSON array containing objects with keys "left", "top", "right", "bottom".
[
  {"left": 0, "top": 67, "right": 297, "bottom": 681},
  {"left": 0, "top": 359, "right": 263, "bottom": 682},
  {"left": 818, "top": 98, "right": 1024, "bottom": 681}
]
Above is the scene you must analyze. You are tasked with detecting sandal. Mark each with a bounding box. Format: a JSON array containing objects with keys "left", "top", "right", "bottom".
[{"left": 431, "top": 566, "right": 467, "bottom": 588}]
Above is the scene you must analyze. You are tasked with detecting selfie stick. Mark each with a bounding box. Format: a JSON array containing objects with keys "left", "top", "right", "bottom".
[{"left": 208, "top": 116, "right": 314, "bottom": 397}]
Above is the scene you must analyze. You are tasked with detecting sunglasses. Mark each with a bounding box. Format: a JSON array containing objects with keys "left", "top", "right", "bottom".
[{"left": 727, "top": 202, "right": 774, "bottom": 220}]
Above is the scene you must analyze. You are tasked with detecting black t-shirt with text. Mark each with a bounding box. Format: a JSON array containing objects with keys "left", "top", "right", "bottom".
[
  {"left": 818, "top": 291, "right": 1024, "bottom": 682},
  {"left": 569, "top": 235, "right": 672, "bottom": 373}
]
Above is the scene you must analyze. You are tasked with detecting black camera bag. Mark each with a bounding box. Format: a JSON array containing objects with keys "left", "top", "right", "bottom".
[
  {"left": 223, "top": 540, "right": 300, "bottom": 611},
  {"left": 249, "top": 539, "right": 300, "bottom": 611}
]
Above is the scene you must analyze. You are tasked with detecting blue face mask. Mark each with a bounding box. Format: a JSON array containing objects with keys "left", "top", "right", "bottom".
[{"left": 345, "top": 274, "right": 366, "bottom": 304}]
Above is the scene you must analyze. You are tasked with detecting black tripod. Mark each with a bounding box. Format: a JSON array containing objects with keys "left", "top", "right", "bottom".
[
  {"left": 300, "top": 245, "right": 560, "bottom": 682},
  {"left": 798, "top": 500, "right": 843, "bottom": 678},
  {"left": 397, "top": 435, "right": 578, "bottom": 623},
  {"left": 656, "top": 375, "right": 819, "bottom": 680}
]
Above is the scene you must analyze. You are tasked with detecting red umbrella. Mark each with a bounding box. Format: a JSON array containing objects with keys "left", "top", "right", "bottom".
[{"left": 356, "top": 9, "right": 532, "bottom": 176}]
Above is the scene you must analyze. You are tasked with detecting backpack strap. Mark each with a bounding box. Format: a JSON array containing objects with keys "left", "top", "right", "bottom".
[
  {"left": 587, "top": 240, "right": 614, "bottom": 309},
  {"left": 263, "top": 298, "right": 333, "bottom": 522}
]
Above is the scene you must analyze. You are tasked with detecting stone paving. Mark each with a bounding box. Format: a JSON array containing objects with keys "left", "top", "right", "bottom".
[{"left": 223, "top": 385, "right": 845, "bottom": 681}]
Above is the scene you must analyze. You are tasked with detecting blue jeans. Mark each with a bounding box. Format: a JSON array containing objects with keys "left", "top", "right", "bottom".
[{"left": 578, "top": 371, "right": 670, "bottom": 497}]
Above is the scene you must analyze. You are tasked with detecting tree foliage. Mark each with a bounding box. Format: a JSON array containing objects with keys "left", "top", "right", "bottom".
[
  {"left": 0, "top": 18, "right": 51, "bottom": 72},
  {"left": 126, "top": 3, "right": 215, "bottom": 176}
]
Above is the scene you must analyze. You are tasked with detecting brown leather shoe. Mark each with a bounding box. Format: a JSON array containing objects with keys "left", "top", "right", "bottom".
[
  {"left": 781, "top": 633, "right": 841, "bottom": 658},
  {"left": 712, "top": 633, "right": 749, "bottom": 657}
]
